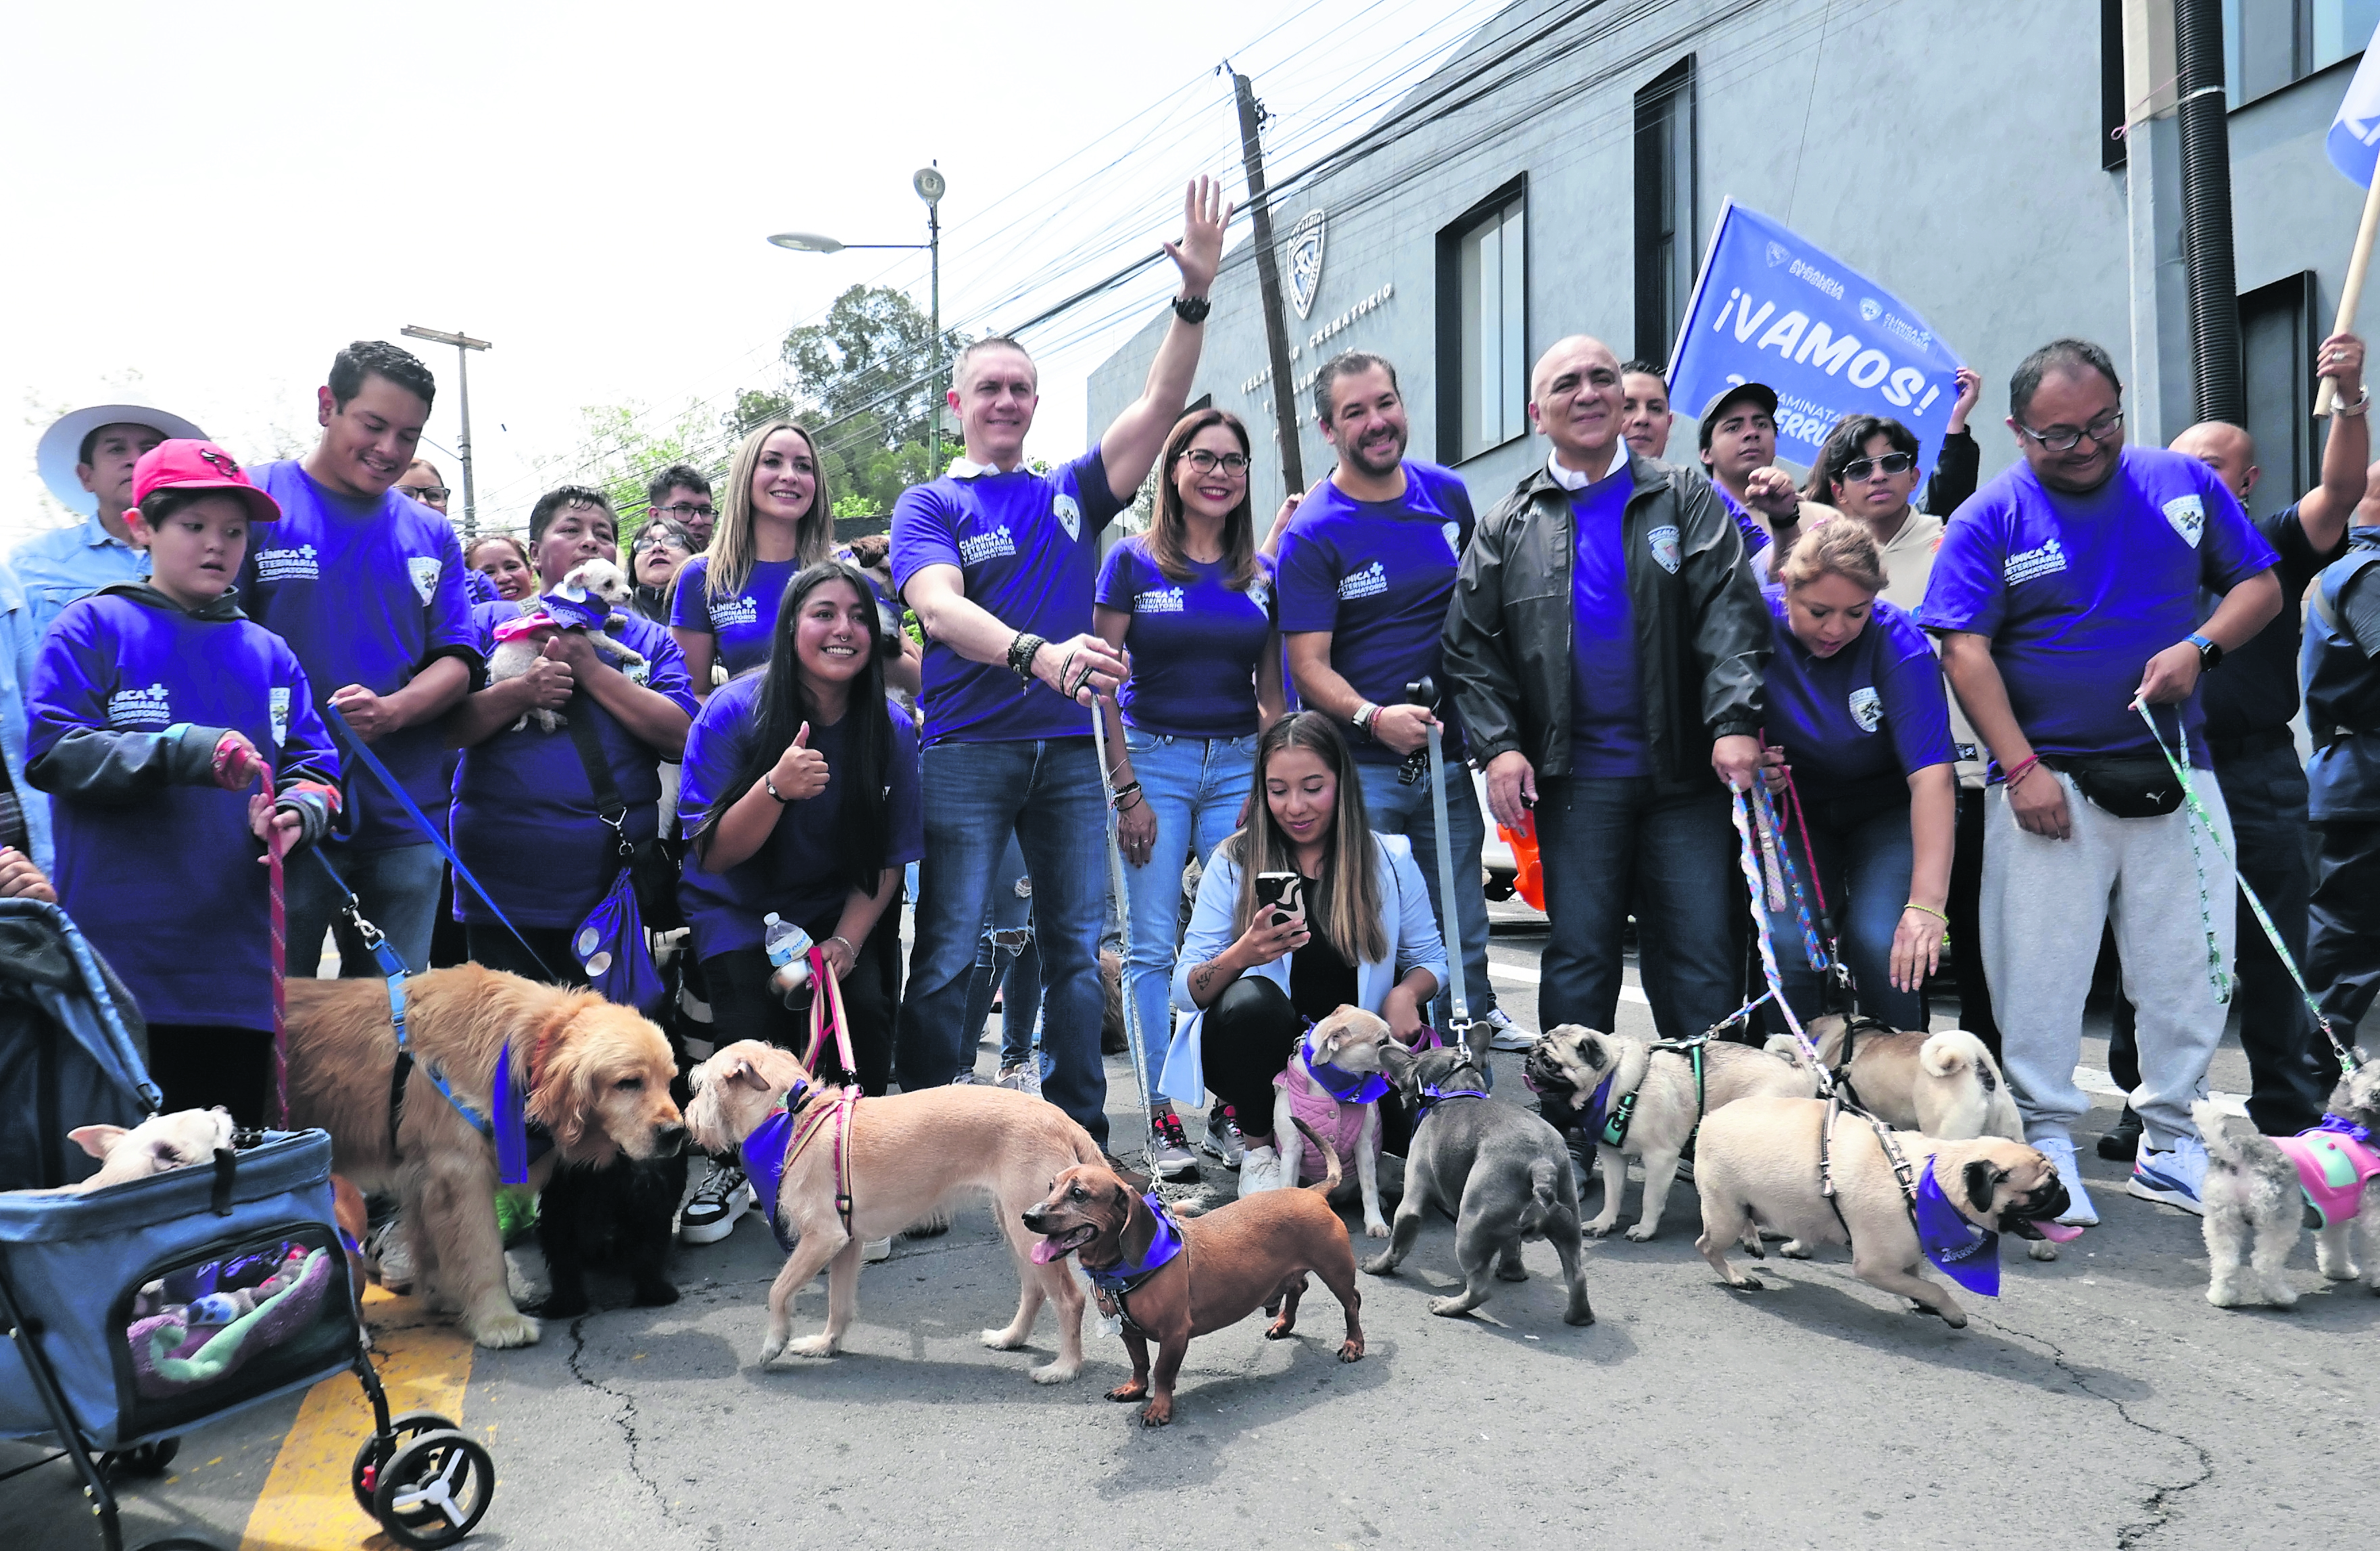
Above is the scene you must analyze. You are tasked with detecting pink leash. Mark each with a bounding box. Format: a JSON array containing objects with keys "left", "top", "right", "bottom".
[{"left": 262, "top": 757, "right": 288, "bottom": 1128}]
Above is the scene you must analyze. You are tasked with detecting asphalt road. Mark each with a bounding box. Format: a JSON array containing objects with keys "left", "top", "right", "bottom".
[{"left": 7, "top": 913, "right": 2372, "bottom": 1551}]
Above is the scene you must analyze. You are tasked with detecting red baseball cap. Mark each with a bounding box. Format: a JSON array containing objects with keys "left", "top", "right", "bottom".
[{"left": 126, "top": 439, "right": 281, "bottom": 525}]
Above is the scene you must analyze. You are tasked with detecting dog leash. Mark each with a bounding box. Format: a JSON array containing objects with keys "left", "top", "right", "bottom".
[
  {"left": 1404, "top": 677, "right": 1474, "bottom": 1049},
  {"left": 1728, "top": 787, "right": 1828, "bottom": 1085},
  {"left": 258, "top": 756, "right": 289, "bottom": 1130},
  {"left": 2133, "top": 699, "right": 2365, "bottom": 1078}
]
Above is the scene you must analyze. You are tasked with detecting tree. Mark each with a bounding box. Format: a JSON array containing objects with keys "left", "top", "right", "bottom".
[{"left": 781, "top": 285, "right": 967, "bottom": 451}]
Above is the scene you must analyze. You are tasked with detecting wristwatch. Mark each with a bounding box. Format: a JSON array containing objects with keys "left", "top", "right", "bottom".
[
  {"left": 1353, "top": 702, "right": 1380, "bottom": 740},
  {"left": 764, "top": 773, "right": 794, "bottom": 803},
  {"left": 1172, "top": 293, "right": 1211, "bottom": 325},
  {"left": 2187, "top": 632, "right": 2223, "bottom": 671}
]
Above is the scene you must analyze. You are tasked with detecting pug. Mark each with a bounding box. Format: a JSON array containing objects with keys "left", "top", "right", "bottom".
[
  {"left": 1691, "top": 1095, "right": 2076, "bottom": 1328},
  {"left": 1809, "top": 1015, "right": 2023, "bottom": 1142},
  {"left": 1526, "top": 1025, "right": 1816, "bottom": 1241}
]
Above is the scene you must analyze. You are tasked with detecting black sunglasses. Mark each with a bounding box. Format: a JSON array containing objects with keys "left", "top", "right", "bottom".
[{"left": 1838, "top": 452, "right": 1917, "bottom": 481}]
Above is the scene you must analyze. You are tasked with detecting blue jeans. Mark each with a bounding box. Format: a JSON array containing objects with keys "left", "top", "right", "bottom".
[
  {"left": 958, "top": 834, "right": 1044, "bottom": 1069},
  {"left": 1122, "top": 728, "right": 1259, "bottom": 1096},
  {"left": 287, "top": 840, "right": 445, "bottom": 978},
  {"left": 1766, "top": 798, "right": 1924, "bottom": 1030},
  {"left": 899, "top": 738, "right": 1110, "bottom": 1145},
  {"left": 1536, "top": 778, "right": 1740, "bottom": 1040},
  {"left": 1356, "top": 759, "right": 1495, "bottom": 1031}
]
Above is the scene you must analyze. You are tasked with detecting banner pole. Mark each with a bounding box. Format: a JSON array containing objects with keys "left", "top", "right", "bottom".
[{"left": 2317, "top": 171, "right": 2380, "bottom": 417}]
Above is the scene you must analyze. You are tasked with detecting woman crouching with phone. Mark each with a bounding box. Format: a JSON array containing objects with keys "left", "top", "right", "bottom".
[{"left": 1169, "top": 712, "right": 1447, "bottom": 1194}]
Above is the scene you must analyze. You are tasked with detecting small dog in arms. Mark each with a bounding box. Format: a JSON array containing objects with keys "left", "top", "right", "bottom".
[{"left": 486, "top": 558, "right": 648, "bottom": 732}]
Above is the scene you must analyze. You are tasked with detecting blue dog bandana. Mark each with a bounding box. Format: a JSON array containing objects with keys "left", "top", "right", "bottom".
[
  {"left": 1083, "top": 1193, "right": 1186, "bottom": 1299},
  {"left": 1914, "top": 1165, "right": 2000, "bottom": 1297},
  {"left": 1301, "top": 1028, "right": 1390, "bottom": 1106},
  {"left": 740, "top": 1083, "right": 812, "bottom": 1254}
]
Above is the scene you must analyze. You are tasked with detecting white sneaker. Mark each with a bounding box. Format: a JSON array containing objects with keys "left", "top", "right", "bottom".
[
  {"left": 1484, "top": 1006, "right": 1533, "bottom": 1052},
  {"left": 994, "top": 1062, "right": 1042, "bottom": 1097},
  {"left": 863, "top": 1237, "right": 893, "bottom": 1262},
  {"left": 679, "top": 1160, "right": 752, "bottom": 1244},
  {"left": 1237, "top": 1144, "right": 1282, "bottom": 1198},
  {"left": 362, "top": 1219, "right": 415, "bottom": 1295},
  {"left": 2127, "top": 1135, "right": 2208, "bottom": 1216},
  {"left": 950, "top": 1068, "right": 984, "bottom": 1086},
  {"left": 2029, "top": 1133, "right": 2099, "bottom": 1226}
]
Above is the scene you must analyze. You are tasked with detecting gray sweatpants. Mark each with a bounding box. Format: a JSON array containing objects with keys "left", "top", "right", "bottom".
[{"left": 1981, "top": 770, "right": 2235, "bottom": 1152}]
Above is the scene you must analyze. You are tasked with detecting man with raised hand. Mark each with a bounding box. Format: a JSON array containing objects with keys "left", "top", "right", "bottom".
[
  {"left": 243, "top": 340, "right": 479, "bottom": 979},
  {"left": 1447, "top": 335, "right": 1767, "bottom": 1090},
  {"left": 1920, "top": 338, "right": 2282, "bottom": 1224},
  {"left": 1273, "top": 349, "right": 1518, "bottom": 1049},
  {"left": 892, "top": 178, "right": 1228, "bottom": 1149},
  {"left": 18, "top": 403, "right": 205, "bottom": 635},
  {"left": 2096, "top": 333, "right": 2369, "bottom": 1154}
]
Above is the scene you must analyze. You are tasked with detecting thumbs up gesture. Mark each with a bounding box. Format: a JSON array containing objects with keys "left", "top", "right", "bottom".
[{"left": 767, "top": 721, "right": 831, "bottom": 802}]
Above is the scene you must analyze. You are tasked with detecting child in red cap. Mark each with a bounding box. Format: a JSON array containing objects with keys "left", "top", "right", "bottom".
[{"left": 26, "top": 439, "right": 341, "bottom": 1125}]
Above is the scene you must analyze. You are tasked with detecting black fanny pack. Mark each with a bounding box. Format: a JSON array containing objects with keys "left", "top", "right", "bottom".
[{"left": 2041, "top": 754, "right": 2182, "bottom": 819}]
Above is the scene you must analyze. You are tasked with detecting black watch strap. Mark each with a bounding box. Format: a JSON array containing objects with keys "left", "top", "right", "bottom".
[{"left": 1172, "top": 293, "right": 1211, "bottom": 324}]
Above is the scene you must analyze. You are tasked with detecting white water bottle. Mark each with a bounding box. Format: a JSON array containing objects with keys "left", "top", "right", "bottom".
[{"left": 763, "top": 913, "right": 813, "bottom": 999}]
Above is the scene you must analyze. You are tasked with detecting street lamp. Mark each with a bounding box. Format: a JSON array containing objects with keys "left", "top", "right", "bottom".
[
  {"left": 399, "top": 325, "right": 491, "bottom": 540},
  {"left": 769, "top": 163, "right": 948, "bottom": 471}
]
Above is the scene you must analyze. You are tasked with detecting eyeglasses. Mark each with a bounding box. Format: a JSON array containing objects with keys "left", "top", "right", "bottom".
[
  {"left": 1180, "top": 449, "right": 1251, "bottom": 477},
  {"left": 403, "top": 486, "right": 451, "bottom": 502},
  {"left": 654, "top": 502, "right": 716, "bottom": 521},
  {"left": 2016, "top": 410, "right": 2123, "bottom": 454},
  {"left": 635, "top": 533, "right": 691, "bottom": 555},
  {"left": 1838, "top": 452, "right": 1917, "bottom": 481}
]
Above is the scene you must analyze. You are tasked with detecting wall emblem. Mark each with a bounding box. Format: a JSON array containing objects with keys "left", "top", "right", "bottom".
[{"left": 1289, "top": 210, "right": 1327, "bottom": 320}]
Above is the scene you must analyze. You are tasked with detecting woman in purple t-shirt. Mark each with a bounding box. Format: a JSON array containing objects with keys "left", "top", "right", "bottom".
[
  {"left": 670, "top": 420, "right": 837, "bottom": 692},
  {"left": 1096, "top": 408, "right": 1285, "bottom": 1177}
]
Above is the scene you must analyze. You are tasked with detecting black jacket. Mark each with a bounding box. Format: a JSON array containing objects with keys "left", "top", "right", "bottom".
[{"left": 1444, "top": 452, "right": 1770, "bottom": 792}]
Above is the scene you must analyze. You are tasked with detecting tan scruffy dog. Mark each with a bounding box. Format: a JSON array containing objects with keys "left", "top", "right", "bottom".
[
  {"left": 287, "top": 965, "right": 686, "bottom": 1349},
  {"left": 683, "top": 1040, "right": 1103, "bottom": 1382},
  {"left": 2195, "top": 1061, "right": 2380, "bottom": 1309}
]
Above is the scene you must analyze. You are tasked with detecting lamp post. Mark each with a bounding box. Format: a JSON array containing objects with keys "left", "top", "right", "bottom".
[
  {"left": 769, "top": 163, "right": 948, "bottom": 472},
  {"left": 399, "top": 325, "right": 491, "bottom": 540}
]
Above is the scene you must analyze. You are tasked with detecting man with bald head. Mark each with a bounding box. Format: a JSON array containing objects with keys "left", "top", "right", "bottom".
[
  {"left": 2096, "top": 332, "right": 2369, "bottom": 1153},
  {"left": 1447, "top": 335, "right": 1768, "bottom": 1084}
]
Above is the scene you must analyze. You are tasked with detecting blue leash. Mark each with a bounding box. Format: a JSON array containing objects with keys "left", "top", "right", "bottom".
[{"left": 324, "top": 707, "right": 557, "bottom": 979}]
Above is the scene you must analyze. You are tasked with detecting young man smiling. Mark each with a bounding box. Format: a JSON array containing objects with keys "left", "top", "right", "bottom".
[
  {"left": 243, "top": 340, "right": 479, "bottom": 978},
  {"left": 1273, "top": 350, "right": 1516, "bottom": 1047},
  {"left": 890, "top": 177, "right": 1228, "bottom": 1149},
  {"left": 1446, "top": 336, "right": 1768, "bottom": 1099}
]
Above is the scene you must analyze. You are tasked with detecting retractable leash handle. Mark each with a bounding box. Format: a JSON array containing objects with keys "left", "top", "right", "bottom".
[{"left": 1405, "top": 677, "right": 1471, "bottom": 1035}]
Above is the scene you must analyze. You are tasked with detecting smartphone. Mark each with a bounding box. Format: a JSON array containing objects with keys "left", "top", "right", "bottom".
[{"left": 1255, "top": 872, "right": 1303, "bottom": 928}]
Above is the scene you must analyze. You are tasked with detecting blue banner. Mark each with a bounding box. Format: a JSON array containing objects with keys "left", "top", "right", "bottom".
[
  {"left": 2327, "top": 21, "right": 2380, "bottom": 187},
  {"left": 1667, "top": 201, "right": 1966, "bottom": 479}
]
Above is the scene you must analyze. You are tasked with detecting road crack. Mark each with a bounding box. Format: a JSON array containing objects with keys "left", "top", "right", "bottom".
[
  {"left": 1974, "top": 1314, "right": 2214, "bottom": 1548},
  {"left": 564, "top": 1313, "right": 674, "bottom": 1522}
]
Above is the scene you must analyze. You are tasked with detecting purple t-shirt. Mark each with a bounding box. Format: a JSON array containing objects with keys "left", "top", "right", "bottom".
[
  {"left": 1096, "top": 537, "right": 1273, "bottom": 739},
  {"left": 890, "top": 449, "right": 1125, "bottom": 745},
  {"left": 670, "top": 554, "right": 802, "bottom": 677},
  {"left": 1762, "top": 591, "right": 1954, "bottom": 799},
  {"left": 241, "top": 462, "right": 478, "bottom": 849},
  {"left": 1715, "top": 481, "right": 1773, "bottom": 557},
  {"left": 450, "top": 603, "right": 696, "bottom": 928},
  {"left": 1274, "top": 460, "right": 1476, "bottom": 765},
  {"left": 676, "top": 675, "right": 924, "bottom": 961},
  {"left": 28, "top": 592, "right": 339, "bottom": 1029},
  {"left": 1566, "top": 470, "right": 1651, "bottom": 778},
  {"left": 1917, "top": 446, "right": 2278, "bottom": 761}
]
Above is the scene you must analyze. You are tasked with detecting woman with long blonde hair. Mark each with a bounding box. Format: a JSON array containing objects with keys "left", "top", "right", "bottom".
[
  {"left": 1167, "top": 713, "right": 1447, "bottom": 1197},
  {"left": 668, "top": 420, "right": 835, "bottom": 693}
]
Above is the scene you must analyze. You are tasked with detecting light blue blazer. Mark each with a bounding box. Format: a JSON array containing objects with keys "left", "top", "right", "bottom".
[{"left": 1159, "top": 832, "right": 1449, "bottom": 1106}]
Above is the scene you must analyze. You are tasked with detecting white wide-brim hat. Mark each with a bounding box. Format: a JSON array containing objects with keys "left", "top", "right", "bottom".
[{"left": 37, "top": 404, "right": 209, "bottom": 515}]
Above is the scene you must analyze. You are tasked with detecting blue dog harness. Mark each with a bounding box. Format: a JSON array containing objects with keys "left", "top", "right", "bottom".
[
  {"left": 1082, "top": 1192, "right": 1188, "bottom": 1337},
  {"left": 1415, "top": 1057, "right": 1491, "bottom": 1122}
]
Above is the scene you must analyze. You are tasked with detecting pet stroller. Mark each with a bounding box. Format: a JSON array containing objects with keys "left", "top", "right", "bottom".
[{"left": 0, "top": 897, "right": 494, "bottom": 1550}]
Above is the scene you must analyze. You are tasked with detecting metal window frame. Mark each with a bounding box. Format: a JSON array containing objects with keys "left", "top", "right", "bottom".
[
  {"left": 1434, "top": 173, "right": 1532, "bottom": 464},
  {"left": 1633, "top": 56, "right": 1698, "bottom": 364}
]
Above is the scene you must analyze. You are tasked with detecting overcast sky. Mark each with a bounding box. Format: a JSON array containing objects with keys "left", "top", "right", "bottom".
[{"left": 1, "top": 0, "right": 1502, "bottom": 541}]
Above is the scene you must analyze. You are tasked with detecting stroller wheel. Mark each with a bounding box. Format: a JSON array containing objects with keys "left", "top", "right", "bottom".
[
  {"left": 101, "top": 1437, "right": 181, "bottom": 1479},
  {"left": 135, "top": 1537, "right": 226, "bottom": 1550},
  {"left": 350, "top": 1410, "right": 460, "bottom": 1513},
  {"left": 372, "top": 1429, "right": 494, "bottom": 1548}
]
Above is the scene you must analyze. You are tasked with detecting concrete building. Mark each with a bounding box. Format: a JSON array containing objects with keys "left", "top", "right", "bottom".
[{"left": 1086, "top": 0, "right": 2374, "bottom": 525}]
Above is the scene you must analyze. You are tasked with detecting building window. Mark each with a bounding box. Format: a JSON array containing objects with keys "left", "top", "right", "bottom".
[
  {"left": 1634, "top": 57, "right": 1697, "bottom": 365},
  {"left": 1438, "top": 184, "right": 1528, "bottom": 462},
  {"left": 2239, "top": 270, "right": 2318, "bottom": 518},
  {"left": 2225, "top": 0, "right": 2379, "bottom": 107}
]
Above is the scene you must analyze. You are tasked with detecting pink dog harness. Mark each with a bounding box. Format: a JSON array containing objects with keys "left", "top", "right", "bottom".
[
  {"left": 2273, "top": 1126, "right": 2380, "bottom": 1229},
  {"left": 490, "top": 587, "right": 611, "bottom": 641}
]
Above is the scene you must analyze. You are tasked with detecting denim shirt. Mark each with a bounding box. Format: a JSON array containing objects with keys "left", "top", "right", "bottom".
[
  {"left": 10, "top": 513, "right": 151, "bottom": 641},
  {"left": 0, "top": 558, "right": 54, "bottom": 871}
]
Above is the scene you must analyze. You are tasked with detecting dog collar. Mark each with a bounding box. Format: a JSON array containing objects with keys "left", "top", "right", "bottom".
[
  {"left": 1082, "top": 1192, "right": 1186, "bottom": 1297},
  {"left": 1913, "top": 1164, "right": 1999, "bottom": 1297},
  {"left": 1301, "top": 1029, "right": 1390, "bottom": 1106},
  {"left": 1415, "top": 1076, "right": 1490, "bottom": 1121},
  {"left": 741, "top": 1080, "right": 815, "bottom": 1254},
  {"left": 1579, "top": 1071, "right": 1618, "bottom": 1143}
]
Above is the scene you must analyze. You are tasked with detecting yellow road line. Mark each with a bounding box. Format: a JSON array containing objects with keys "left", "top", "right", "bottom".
[{"left": 237, "top": 1286, "right": 474, "bottom": 1551}]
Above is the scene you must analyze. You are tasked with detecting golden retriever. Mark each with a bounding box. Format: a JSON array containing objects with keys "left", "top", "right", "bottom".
[{"left": 287, "top": 964, "right": 685, "bottom": 1347}]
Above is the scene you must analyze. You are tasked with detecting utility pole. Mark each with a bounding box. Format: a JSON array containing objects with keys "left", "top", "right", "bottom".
[
  {"left": 2173, "top": 0, "right": 2243, "bottom": 425},
  {"left": 400, "top": 325, "right": 492, "bottom": 539},
  {"left": 1225, "top": 64, "right": 1305, "bottom": 496}
]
